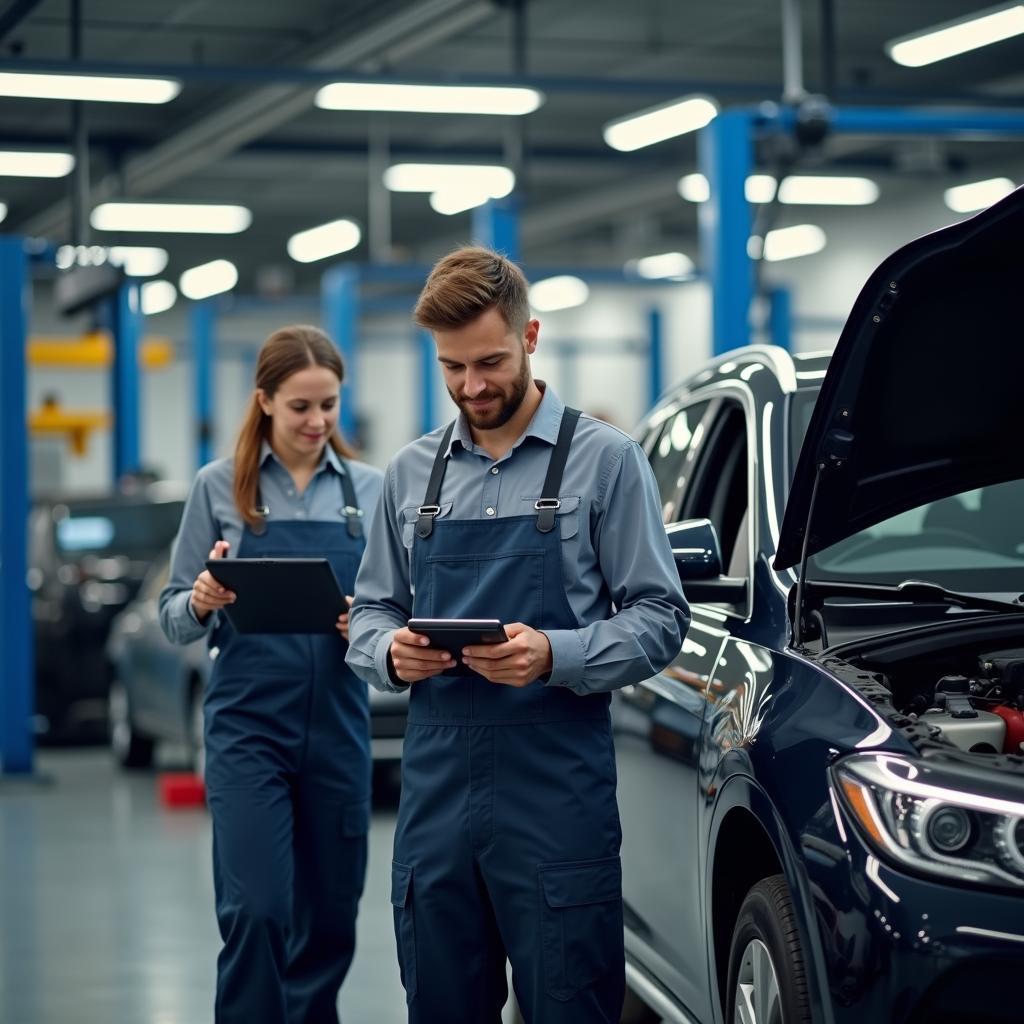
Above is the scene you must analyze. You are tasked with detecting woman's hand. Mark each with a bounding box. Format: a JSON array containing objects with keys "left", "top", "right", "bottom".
[
  {"left": 336, "top": 595, "right": 354, "bottom": 640},
  {"left": 389, "top": 626, "right": 455, "bottom": 683},
  {"left": 190, "top": 540, "right": 236, "bottom": 622}
]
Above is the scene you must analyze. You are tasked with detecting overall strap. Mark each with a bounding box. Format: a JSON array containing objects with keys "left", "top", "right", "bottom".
[
  {"left": 416, "top": 420, "right": 456, "bottom": 540},
  {"left": 337, "top": 460, "right": 364, "bottom": 539},
  {"left": 536, "top": 407, "right": 581, "bottom": 533}
]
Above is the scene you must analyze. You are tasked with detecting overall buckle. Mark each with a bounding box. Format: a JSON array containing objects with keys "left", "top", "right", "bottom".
[
  {"left": 417, "top": 504, "right": 442, "bottom": 517},
  {"left": 534, "top": 498, "right": 561, "bottom": 511}
]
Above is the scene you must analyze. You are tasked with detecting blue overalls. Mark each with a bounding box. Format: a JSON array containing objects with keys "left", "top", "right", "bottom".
[
  {"left": 391, "top": 408, "right": 625, "bottom": 1024},
  {"left": 204, "top": 467, "right": 370, "bottom": 1024}
]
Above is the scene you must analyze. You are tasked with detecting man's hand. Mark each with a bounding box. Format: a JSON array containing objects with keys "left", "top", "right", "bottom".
[
  {"left": 462, "top": 623, "right": 552, "bottom": 687},
  {"left": 390, "top": 626, "right": 455, "bottom": 683},
  {"left": 336, "top": 595, "right": 353, "bottom": 640},
  {"left": 190, "top": 540, "right": 235, "bottom": 622}
]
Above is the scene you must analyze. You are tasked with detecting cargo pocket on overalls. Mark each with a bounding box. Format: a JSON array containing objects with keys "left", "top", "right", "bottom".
[
  {"left": 538, "top": 855, "right": 623, "bottom": 1002},
  {"left": 391, "top": 861, "right": 418, "bottom": 1002}
]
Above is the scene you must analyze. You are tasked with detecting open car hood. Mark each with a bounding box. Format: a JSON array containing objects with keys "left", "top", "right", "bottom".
[{"left": 774, "top": 185, "right": 1024, "bottom": 570}]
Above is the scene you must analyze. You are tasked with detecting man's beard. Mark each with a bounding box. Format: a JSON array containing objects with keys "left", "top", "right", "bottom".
[{"left": 451, "top": 353, "right": 531, "bottom": 430}]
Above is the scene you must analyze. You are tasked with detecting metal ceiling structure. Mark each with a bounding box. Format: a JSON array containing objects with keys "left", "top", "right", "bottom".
[{"left": 1, "top": 0, "right": 1023, "bottom": 290}]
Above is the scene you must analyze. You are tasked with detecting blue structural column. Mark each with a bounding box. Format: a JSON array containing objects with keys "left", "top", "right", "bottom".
[
  {"left": 647, "top": 307, "right": 663, "bottom": 406},
  {"left": 698, "top": 109, "right": 754, "bottom": 355},
  {"left": 472, "top": 196, "right": 520, "bottom": 262},
  {"left": 321, "top": 265, "right": 359, "bottom": 444},
  {"left": 0, "top": 236, "right": 34, "bottom": 775},
  {"left": 110, "top": 280, "right": 142, "bottom": 482},
  {"left": 191, "top": 301, "right": 215, "bottom": 470},
  {"left": 418, "top": 328, "right": 437, "bottom": 435},
  {"left": 768, "top": 286, "right": 792, "bottom": 351}
]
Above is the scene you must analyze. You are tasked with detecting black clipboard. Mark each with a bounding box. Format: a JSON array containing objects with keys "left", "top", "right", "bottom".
[
  {"left": 407, "top": 618, "right": 508, "bottom": 676},
  {"left": 205, "top": 557, "right": 345, "bottom": 634}
]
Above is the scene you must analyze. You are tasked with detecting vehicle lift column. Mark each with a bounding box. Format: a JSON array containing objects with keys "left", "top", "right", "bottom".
[
  {"left": 0, "top": 236, "right": 35, "bottom": 776},
  {"left": 108, "top": 279, "right": 143, "bottom": 482},
  {"left": 191, "top": 300, "right": 216, "bottom": 470},
  {"left": 322, "top": 265, "right": 360, "bottom": 444}
]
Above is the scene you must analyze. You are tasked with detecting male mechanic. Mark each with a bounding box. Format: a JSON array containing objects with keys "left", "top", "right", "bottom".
[{"left": 347, "top": 246, "right": 689, "bottom": 1024}]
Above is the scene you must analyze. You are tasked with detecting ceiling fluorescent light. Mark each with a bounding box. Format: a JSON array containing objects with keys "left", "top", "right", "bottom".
[
  {"left": 777, "top": 175, "right": 879, "bottom": 204},
  {"left": 944, "top": 176, "right": 1015, "bottom": 212},
  {"left": 108, "top": 246, "right": 168, "bottom": 277},
  {"left": 529, "top": 275, "right": 589, "bottom": 312},
  {"left": 141, "top": 280, "right": 177, "bottom": 316},
  {"left": 384, "top": 163, "right": 515, "bottom": 197},
  {"left": 179, "top": 259, "right": 238, "bottom": 301},
  {"left": 630, "top": 252, "right": 695, "bottom": 279},
  {"left": 0, "top": 71, "right": 180, "bottom": 104},
  {"left": 91, "top": 202, "right": 252, "bottom": 234},
  {"left": 316, "top": 82, "right": 542, "bottom": 115},
  {"left": 678, "top": 173, "right": 876, "bottom": 205},
  {"left": 603, "top": 95, "right": 718, "bottom": 152},
  {"left": 0, "top": 151, "right": 74, "bottom": 177},
  {"left": 753, "top": 224, "right": 827, "bottom": 262},
  {"left": 429, "top": 190, "right": 494, "bottom": 215},
  {"left": 887, "top": 4, "right": 1024, "bottom": 66},
  {"left": 287, "top": 218, "right": 361, "bottom": 263}
]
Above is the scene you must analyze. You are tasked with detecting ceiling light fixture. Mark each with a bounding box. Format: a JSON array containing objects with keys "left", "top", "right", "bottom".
[
  {"left": 678, "top": 173, "right": 877, "bottom": 205},
  {"left": 141, "top": 280, "right": 177, "bottom": 316},
  {"left": 603, "top": 95, "right": 718, "bottom": 152},
  {"left": 0, "top": 71, "right": 180, "bottom": 104},
  {"left": 384, "top": 163, "right": 515, "bottom": 198},
  {"left": 287, "top": 218, "right": 361, "bottom": 263},
  {"left": 886, "top": 4, "right": 1024, "bottom": 67},
  {"left": 107, "top": 246, "right": 169, "bottom": 277},
  {"left": 316, "top": 82, "right": 542, "bottom": 116},
  {"left": 429, "top": 189, "right": 495, "bottom": 215},
  {"left": 750, "top": 224, "right": 827, "bottom": 262},
  {"left": 179, "top": 259, "right": 238, "bottom": 301},
  {"left": 529, "top": 275, "right": 589, "bottom": 312},
  {"left": 944, "top": 176, "right": 1015, "bottom": 212},
  {"left": 0, "top": 150, "right": 74, "bottom": 177},
  {"left": 91, "top": 202, "right": 252, "bottom": 234},
  {"left": 629, "top": 252, "right": 695, "bottom": 280}
]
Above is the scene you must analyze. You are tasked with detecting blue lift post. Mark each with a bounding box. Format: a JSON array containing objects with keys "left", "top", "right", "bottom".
[
  {"left": 0, "top": 236, "right": 35, "bottom": 775},
  {"left": 705, "top": 105, "right": 1024, "bottom": 356},
  {"left": 191, "top": 301, "right": 216, "bottom": 470},
  {"left": 647, "top": 307, "right": 664, "bottom": 405},
  {"left": 472, "top": 196, "right": 521, "bottom": 262},
  {"left": 109, "top": 280, "right": 143, "bottom": 483},
  {"left": 418, "top": 328, "right": 437, "bottom": 436},
  {"left": 321, "top": 265, "right": 360, "bottom": 444}
]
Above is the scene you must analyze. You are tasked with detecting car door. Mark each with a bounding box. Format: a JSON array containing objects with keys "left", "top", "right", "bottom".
[{"left": 615, "top": 398, "right": 727, "bottom": 1022}]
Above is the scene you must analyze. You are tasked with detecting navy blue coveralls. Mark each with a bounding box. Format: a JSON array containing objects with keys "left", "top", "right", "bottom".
[
  {"left": 391, "top": 408, "right": 625, "bottom": 1024},
  {"left": 204, "top": 468, "right": 370, "bottom": 1024}
]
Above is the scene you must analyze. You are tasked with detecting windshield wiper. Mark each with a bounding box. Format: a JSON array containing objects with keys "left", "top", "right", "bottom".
[{"left": 803, "top": 578, "right": 1024, "bottom": 615}]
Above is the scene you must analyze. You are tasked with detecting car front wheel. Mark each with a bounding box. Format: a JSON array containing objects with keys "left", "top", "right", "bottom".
[
  {"left": 109, "top": 680, "right": 154, "bottom": 769},
  {"left": 726, "top": 875, "right": 810, "bottom": 1024}
]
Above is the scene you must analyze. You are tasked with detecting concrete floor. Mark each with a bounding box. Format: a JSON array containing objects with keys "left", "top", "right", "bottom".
[{"left": 0, "top": 749, "right": 411, "bottom": 1024}]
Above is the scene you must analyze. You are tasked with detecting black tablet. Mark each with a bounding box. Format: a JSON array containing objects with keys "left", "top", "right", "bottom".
[
  {"left": 205, "top": 557, "right": 345, "bottom": 635},
  {"left": 407, "top": 618, "right": 509, "bottom": 676}
]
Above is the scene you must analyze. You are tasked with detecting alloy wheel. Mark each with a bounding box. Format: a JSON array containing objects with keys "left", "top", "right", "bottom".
[{"left": 733, "top": 938, "right": 782, "bottom": 1024}]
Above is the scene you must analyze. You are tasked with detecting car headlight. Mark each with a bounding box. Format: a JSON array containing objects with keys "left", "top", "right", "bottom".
[{"left": 831, "top": 752, "right": 1024, "bottom": 889}]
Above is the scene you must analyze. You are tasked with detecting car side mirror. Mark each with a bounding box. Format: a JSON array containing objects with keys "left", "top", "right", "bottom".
[
  {"left": 666, "top": 519, "right": 722, "bottom": 580},
  {"left": 666, "top": 518, "right": 748, "bottom": 606}
]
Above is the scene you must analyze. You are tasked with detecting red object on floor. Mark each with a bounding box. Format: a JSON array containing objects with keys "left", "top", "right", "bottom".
[{"left": 158, "top": 772, "right": 206, "bottom": 808}]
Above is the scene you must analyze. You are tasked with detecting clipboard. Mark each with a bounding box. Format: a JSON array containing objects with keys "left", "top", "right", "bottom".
[{"left": 205, "top": 557, "right": 345, "bottom": 634}]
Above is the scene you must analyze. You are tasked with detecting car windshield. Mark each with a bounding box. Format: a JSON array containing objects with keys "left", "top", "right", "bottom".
[
  {"left": 54, "top": 500, "right": 185, "bottom": 559},
  {"left": 788, "top": 389, "right": 1024, "bottom": 596}
]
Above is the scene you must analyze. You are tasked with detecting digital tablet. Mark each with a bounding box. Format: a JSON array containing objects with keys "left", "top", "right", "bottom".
[
  {"left": 205, "top": 557, "right": 346, "bottom": 635},
  {"left": 407, "top": 618, "right": 509, "bottom": 676}
]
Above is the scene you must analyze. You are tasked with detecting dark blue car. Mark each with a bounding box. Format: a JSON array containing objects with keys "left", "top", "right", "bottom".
[{"left": 615, "top": 188, "right": 1024, "bottom": 1024}]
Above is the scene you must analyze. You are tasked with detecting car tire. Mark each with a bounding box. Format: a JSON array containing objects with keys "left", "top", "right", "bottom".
[
  {"left": 108, "top": 680, "right": 154, "bottom": 769},
  {"left": 726, "top": 875, "right": 811, "bottom": 1024}
]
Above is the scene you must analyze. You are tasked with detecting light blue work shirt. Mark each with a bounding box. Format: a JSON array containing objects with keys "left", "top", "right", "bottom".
[
  {"left": 159, "top": 441, "right": 383, "bottom": 646},
  {"left": 346, "top": 383, "right": 689, "bottom": 695}
]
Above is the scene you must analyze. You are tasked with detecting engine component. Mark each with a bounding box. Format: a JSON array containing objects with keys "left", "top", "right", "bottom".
[
  {"left": 991, "top": 704, "right": 1024, "bottom": 754},
  {"left": 918, "top": 707, "right": 1006, "bottom": 753}
]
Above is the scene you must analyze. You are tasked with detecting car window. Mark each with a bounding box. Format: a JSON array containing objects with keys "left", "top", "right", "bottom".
[
  {"left": 53, "top": 500, "right": 185, "bottom": 559},
  {"left": 681, "top": 399, "right": 751, "bottom": 600},
  {"left": 644, "top": 401, "right": 711, "bottom": 523}
]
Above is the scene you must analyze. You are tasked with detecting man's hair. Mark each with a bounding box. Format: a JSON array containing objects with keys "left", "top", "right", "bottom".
[{"left": 414, "top": 246, "right": 530, "bottom": 334}]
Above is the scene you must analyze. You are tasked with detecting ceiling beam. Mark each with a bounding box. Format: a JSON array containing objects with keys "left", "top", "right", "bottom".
[{"left": 0, "top": 0, "right": 43, "bottom": 42}]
